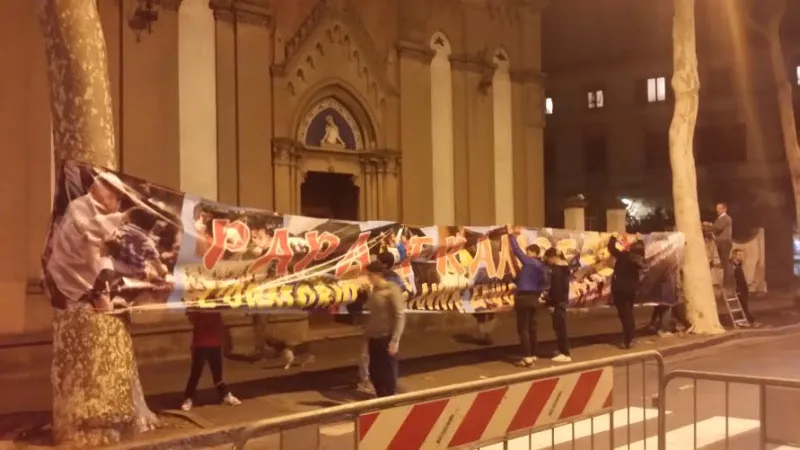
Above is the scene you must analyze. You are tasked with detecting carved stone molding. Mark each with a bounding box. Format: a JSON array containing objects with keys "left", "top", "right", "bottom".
[
  {"left": 272, "top": 137, "right": 298, "bottom": 166},
  {"left": 360, "top": 156, "right": 377, "bottom": 175},
  {"left": 450, "top": 52, "right": 494, "bottom": 73},
  {"left": 510, "top": 68, "right": 546, "bottom": 85},
  {"left": 396, "top": 41, "right": 435, "bottom": 64}
]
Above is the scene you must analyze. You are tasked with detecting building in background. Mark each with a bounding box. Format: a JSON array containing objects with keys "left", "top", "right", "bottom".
[
  {"left": 542, "top": 0, "right": 800, "bottom": 286},
  {"left": 0, "top": 0, "right": 546, "bottom": 336}
]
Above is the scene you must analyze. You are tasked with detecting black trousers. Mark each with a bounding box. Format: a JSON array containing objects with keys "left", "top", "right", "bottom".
[
  {"left": 184, "top": 347, "right": 229, "bottom": 400},
  {"left": 671, "top": 303, "right": 693, "bottom": 330},
  {"left": 368, "top": 336, "right": 398, "bottom": 398},
  {"left": 612, "top": 290, "right": 636, "bottom": 346},
  {"left": 737, "top": 289, "right": 755, "bottom": 323},
  {"left": 550, "top": 302, "right": 570, "bottom": 356},
  {"left": 515, "top": 292, "right": 540, "bottom": 358}
]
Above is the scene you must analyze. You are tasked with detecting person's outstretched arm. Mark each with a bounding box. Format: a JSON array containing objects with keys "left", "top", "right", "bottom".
[{"left": 508, "top": 232, "right": 535, "bottom": 265}]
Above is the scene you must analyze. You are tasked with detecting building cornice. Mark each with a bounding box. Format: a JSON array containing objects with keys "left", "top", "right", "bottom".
[
  {"left": 450, "top": 52, "right": 492, "bottom": 73},
  {"left": 510, "top": 68, "right": 546, "bottom": 85}
]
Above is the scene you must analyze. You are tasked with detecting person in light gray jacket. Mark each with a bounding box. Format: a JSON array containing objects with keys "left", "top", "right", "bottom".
[{"left": 363, "top": 261, "right": 406, "bottom": 397}]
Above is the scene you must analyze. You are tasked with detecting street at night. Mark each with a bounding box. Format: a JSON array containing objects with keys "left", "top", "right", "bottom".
[{"left": 217, "top": 330, "right": 800, "bottom": 450}]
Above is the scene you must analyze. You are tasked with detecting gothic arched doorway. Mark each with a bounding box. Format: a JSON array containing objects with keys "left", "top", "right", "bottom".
[{"left": 300, "top": 171, "right": 359, "bottom": 220}]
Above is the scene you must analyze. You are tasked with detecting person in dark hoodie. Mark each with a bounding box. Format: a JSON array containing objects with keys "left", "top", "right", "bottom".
[
  {"left": 543, "top": 248, "right": 572, "bottom": 362},
  {"left": 608, "top": 234, "right": 646, "bottom": 349},
  {"left": 506, "top": 225, "right": 548, "bottom": 368}
]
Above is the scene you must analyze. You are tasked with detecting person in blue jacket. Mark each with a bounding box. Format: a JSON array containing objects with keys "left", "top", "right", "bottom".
[{"left": 506, "top": 225, "right": 548, "bottom": 368}]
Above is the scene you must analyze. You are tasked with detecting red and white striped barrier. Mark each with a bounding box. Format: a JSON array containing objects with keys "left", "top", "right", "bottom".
[{"left": 358, "top": 367, "right": 613, "bottom": 450}]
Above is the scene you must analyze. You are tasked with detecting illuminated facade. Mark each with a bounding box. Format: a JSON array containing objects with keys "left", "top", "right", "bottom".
[{"left": 0, "top": 0, "right": 547, "bottom": 335}]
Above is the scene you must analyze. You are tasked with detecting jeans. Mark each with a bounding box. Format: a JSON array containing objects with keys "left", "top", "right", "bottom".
[
  {"left": 650, "top": 304, "right": 672, "bottom": 331},
  {"left": 612, "top": 290, "right": 636, "bottom": 346},
  {"left": 368, "top": 336, "right": 398, "bottom": 397},
  {"left": 514, "top": 292, "right": 540, "bottom": 358},
  {"left": 550, "top": 302, "right": 570, "bottom": 356},
  {"left": 184, "top": 346, "right": 229, "bottom": 400},
  {"left": 359, "top": 338, "right": 370, "bottom": 381}
]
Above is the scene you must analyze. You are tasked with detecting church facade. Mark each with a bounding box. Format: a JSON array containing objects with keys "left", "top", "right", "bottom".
[{"left": 0, "top": 0, "right": 546, "bottom": 335}]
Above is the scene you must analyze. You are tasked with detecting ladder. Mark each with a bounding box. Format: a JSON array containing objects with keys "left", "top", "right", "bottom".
[{"left": 722, "top": 287, "right": 750, "bottom": 328}]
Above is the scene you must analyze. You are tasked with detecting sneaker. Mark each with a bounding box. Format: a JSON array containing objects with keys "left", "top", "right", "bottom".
[
  {"left": 356, "top": 379, "right": 375, "bottom": 394},
  {"left": 657, "top": 330, "right": 674, "bottom": 338},
  {"left": 222, "top": 393, "right": 241, "bottom": 406},
  {"left": 514, "top": 357, "right": 535, "bottom": 368},
  {"left": 180, "top": 398, "right": 193, "bottom": 411},
  {"left": 684, "top": 325, "right": 695, "bottom": 334},
  {"left": 281, "top": 348, "right": 295, "bottom": 370},
  {"left": 552, "top": 354, "right": 572, "bottom": 363}
]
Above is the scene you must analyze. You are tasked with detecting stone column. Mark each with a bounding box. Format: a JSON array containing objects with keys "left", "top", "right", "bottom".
[
  {"left": 493, "top": 55, "right": 514, "bottom": 225},
  {"left": 179, "top": 0, "right": 218, "bottom": 199},
  {"left": 361, "top": 156, "right": 377, "bottom": 220},
  {"left": 606, "top": 208, "right": 628, "bottom": 234},
  {"left": 384, "top": 154, "right": 401, "bottom": 221},
  {"left": 233, "top": 6, "right": 274, "bottom": 211},
  {"left": 353, "top": 172, "right": 365, "bottom": 220},
  {"left": 291, "top": 152, "right": 303, "bottom": 214},
  {"left": 273, "top": 138, "right": 295, "bottom": 213},
  {"left": 397, "top": 41, "right": 434, "bottom": 224},
  {"left": 564, "top": 196, "right": 587, "bottom": 232},
  {"left": 376, "top": 157, "right": 387, "bottom": 219}
]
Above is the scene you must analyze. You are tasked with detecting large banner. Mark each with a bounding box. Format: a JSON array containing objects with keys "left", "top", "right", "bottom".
[{"left": 42, "top": 161, "right": 685, "bottom": 314}]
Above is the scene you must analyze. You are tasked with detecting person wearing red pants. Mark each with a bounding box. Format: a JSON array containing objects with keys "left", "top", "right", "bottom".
[{"left": 181, "top": 311, "right": 241, "bottom": 411}]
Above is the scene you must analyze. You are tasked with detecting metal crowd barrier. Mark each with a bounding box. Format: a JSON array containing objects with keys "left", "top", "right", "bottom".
[
  {"left": 233, "top": 350, "right": 664, "bottom": 449},
  {"left": 657, "top": 370, "right": 800, "bottom": 450}
]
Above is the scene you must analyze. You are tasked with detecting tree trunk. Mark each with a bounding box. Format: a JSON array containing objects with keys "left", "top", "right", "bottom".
[
  {"left": 37, "top": 0, "right": 157, "bottom": 445},
  {"left": 763, "top": 4, "right": 800, "bottom": 230},
  {"left": 669, "top": 0, "right": 724, "bottom": 334}
]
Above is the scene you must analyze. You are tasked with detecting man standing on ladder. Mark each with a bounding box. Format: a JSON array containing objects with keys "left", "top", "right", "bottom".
[{"left": 704, "top": 202, "right": 733, "bottom": 286}]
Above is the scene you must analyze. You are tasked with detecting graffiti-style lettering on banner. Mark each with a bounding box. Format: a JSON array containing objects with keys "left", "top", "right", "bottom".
[{"left": 42, "top": 161, "right": 685, "bottom": 313}]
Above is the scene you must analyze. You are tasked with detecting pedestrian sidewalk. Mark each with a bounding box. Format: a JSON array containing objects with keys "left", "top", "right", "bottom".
[{"left": 2, "top": 299, "right": 798, "bottom": 449}]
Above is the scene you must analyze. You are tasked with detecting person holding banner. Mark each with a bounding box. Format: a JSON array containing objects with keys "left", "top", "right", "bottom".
[
  {"left": 506, "top": 225, "right": 548, "bottom": 368},
  {"left": 363, "top": 261, "right": 406, "bottom": 397},
  {"left": 607, "top": 234, "right": 646, "bottom": 349},
  {"left": 543, "top": 248, "right": 572, "bottom": 362},
  {"left": 356, "top": 235, "right": 408, "bottom": 394},
  {"left": 181, "top": 312, "right": 241, "bottom": 411}
]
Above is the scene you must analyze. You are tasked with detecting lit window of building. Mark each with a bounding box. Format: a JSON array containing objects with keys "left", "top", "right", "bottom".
[
  {"left": 545, "top": 97, "right": 554, "bottom": 115},
  {"left": 647, "top": 76, "right": 667, "bottom": 102},
  {"left": 588, "top": 90, "right": 604, "bottom": 109},
  {"left": 796, "top": 66, "right": 800, "bottom": 86}
]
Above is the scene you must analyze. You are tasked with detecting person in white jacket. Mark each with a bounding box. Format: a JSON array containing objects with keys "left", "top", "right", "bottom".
[{"left": 46, "top": 172, "right": 127, "bottom": 310}]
